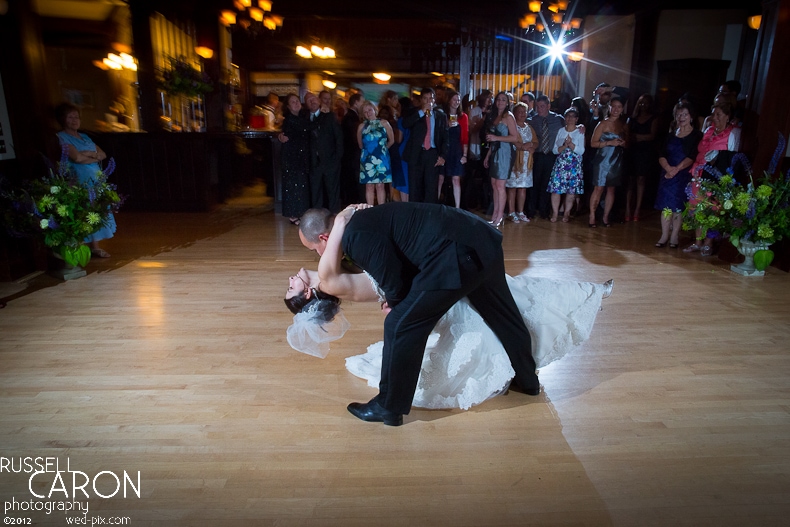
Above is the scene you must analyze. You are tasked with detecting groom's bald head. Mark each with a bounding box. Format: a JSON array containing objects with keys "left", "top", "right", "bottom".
[{"left": 299, "top": 208, "right": 334, "bottom": 255}]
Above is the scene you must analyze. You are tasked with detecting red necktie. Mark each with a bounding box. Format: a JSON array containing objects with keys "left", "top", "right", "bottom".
[{"left": 423, "top": 112, "right": 432, "bottom": 150}]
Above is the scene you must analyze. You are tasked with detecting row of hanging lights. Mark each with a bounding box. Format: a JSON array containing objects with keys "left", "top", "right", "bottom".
[{"left": 220, "top": 0, "right": 283, "bottom": 32}]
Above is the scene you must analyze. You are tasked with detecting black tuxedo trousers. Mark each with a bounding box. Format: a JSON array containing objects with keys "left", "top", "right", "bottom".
[{"left": 377, "top": 246, "right": 538, "bottom": 414}]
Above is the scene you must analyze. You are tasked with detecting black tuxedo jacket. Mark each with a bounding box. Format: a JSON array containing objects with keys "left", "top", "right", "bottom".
[
  {"left": 341, "top": 109, "right": 361, "bottom": 162},
  {"left": 340, "top": 202, "right": 502, "bottom": 307},
  {"left": 308, "top": 111, "right": 343, "bottom": 172},
  {"left": 401, "top": 108, "right": 450, "bottom": 164}
]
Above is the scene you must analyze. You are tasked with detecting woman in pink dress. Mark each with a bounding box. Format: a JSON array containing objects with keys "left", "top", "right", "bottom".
[{"left": 684, "top": 101, "right": 741, "bottom": 256}]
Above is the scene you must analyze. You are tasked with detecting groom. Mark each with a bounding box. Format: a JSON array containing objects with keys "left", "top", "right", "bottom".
[{"left": 298, "top": 202, "right": 540, "bottom": 426}]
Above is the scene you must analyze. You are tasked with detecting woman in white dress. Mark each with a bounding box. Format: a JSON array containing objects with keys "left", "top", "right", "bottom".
[
  {"left": 284, "top": 206, "right": 613, "bottom": 410},
  {"left": 505, "top": 102, "right": 536, "bottom": 224}
]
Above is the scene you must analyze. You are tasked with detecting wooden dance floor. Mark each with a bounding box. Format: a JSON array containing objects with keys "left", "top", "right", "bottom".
[{"left": 1, "top": 183, "right": 789, "bottom": 526}]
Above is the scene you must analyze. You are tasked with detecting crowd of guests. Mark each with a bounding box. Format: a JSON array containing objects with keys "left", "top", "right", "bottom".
[{"left": 277, "top": 79, "right": 745, "bottom": 254}]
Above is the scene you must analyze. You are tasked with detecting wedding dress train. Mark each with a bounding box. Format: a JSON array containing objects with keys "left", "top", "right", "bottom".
[{"left": 345, "top": 273, "right": 610, "bottom": 410}]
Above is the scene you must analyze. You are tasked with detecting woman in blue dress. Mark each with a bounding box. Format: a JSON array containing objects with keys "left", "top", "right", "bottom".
[
  {"left": 357, "top": 102, "right": 394, "bottom": 206},
  {"left": 55, "top": 102, "right": 116, "bottom": 258},
  {"left": 393, "top": 97, "right": 413, "bottom": 201},
  {"left": 654, "top": 101, "right": 702, "bottom": 248},
  {"left": 588, "top": 96, "right": 628, "bottom": 227}
]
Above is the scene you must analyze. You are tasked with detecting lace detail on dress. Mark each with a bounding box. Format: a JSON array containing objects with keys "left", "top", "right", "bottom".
[
  {"left": 506, "top": 275, "right": 603, "bottom": 368},
  {"left": 364, "top": 271, "right": 386, "bottom": 303}
]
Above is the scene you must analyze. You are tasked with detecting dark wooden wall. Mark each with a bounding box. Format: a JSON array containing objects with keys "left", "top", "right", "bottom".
[{"left": 94, "top": 132, "right": 275, "bottom": 212}]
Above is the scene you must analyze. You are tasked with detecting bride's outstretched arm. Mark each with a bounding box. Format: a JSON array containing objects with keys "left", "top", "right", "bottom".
[{"left": 318, "top": 206, "right": 379, "bottom": 303}]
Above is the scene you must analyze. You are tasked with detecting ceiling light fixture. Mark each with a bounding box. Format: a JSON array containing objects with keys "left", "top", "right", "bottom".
[
  {"left": 295, "top": 43, "right": 335, "bottom": 59},
  {"left": 519, "top": 0, "right": 582, "bottom": 38},
  {"left": 220, "top": 0, "right": 283, "bottom": 36}
]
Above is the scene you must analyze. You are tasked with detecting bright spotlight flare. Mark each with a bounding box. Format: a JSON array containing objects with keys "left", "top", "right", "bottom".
[{"left": 549, "top": 40, "right": 566, "bottom": 60}]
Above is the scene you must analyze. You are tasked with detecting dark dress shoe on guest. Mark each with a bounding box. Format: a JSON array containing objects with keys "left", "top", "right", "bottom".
[{"left": 347, "top": 398, "right": 403, "bottom": 426}]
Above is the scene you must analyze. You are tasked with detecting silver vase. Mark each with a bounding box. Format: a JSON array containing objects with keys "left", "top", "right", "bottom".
[{"left": 731, "top": 239, "right": 771, "bottom": 276}]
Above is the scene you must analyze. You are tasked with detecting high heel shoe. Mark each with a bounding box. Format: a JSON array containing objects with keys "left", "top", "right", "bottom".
[
  {"left": 602, "top": 279, "right": 614, "bottom": 298},
  {"left": 683, "top": 243, "right": 700, "bottom": 253},
  {"left": 488, "top": 217, "right": 504, "bottom": 228}
]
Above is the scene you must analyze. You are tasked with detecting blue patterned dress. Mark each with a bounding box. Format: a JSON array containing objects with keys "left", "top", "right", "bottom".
[
  {"left": 548, "top": 128, "right": 585, "bottom": 194},
  {"left": 359, "top": 119, "right": 392, "bottom": 184},
  {"left": 56, "top": 131, "right": 116, "bottom": 243}
]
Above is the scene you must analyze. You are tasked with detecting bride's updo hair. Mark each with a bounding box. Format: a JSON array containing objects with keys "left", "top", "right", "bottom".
[{"left": 283, "top": 288, "right": 342, "bottom": 322}]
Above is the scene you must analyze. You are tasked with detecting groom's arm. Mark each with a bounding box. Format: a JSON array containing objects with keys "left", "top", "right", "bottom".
[{"left": 342, "top": 231, "right": 408, "bottom": 307}]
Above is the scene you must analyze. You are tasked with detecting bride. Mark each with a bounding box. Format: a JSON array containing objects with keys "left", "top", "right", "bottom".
[{"left": 285, "top": 206, "right": 613, "bottom": 410}]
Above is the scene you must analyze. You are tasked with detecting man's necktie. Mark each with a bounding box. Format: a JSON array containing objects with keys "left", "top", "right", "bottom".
[
  {"left": 423, "top": 112, "right": 432, "bottom": 150},
  {"left": 540, "top": 118, "right": 550, "bottom": 154}
]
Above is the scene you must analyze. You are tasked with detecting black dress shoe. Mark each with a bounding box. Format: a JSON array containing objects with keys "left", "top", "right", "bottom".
[
  {"left": 508, "top": 380, "right": 541, "bottom": 396},
  {"left": 347, "top": 398, "right": 403, "bottom": 426}
]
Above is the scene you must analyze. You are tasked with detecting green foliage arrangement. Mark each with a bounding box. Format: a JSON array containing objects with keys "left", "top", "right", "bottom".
[
  {"left": 158, "top": 56, "right": 213, "bottom": 97},
  {"left": 681, "top": 143, "right": 790, "bottom": 247},
  {"left": 1, "top": 146, "right": 123, "bottom": 267}
]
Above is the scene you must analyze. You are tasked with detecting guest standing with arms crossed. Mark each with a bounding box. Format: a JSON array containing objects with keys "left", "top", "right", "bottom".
[{"left": 55, "top": 102, "right": 116, "bottom": 257}]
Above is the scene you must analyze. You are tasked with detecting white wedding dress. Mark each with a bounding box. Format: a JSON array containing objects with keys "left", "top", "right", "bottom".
[{"left": 345, "top": 272, "right": 609, "bottom": 410}]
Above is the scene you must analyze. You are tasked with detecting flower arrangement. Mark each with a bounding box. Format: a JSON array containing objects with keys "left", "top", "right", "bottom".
[
  {"left": 158, "top": 56, "right": 213, "bottom": 98},
  {"left": 1, "top": 146, "right": 123, "bottom": 267},
  {"left": 681, "top": 136, "right": 790, "bottom": 253}
]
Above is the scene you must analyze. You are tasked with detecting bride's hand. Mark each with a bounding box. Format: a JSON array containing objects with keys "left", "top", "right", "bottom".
[
  {"left": 336, "top": 205, "right": 358, "bottom": 223},
  {"left": 337, "top": 203, "right": 372, "bottom": 222},
  {"left": 381, "top": 301, "right": 391, "bottom": 315}
]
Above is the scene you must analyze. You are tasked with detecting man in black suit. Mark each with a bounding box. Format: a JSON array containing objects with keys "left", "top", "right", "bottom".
[
  {"left": 401, "top": 87, "right": 449, "bottom": 203},
  {"left": 340, "top": 93, "right": 364, "bottom": 207},
  {"left": 299, "top": 202, "right": 540, "bottom": 426},
  {"left": 303, "top": 91, "right": 343, "bottom": 212}
]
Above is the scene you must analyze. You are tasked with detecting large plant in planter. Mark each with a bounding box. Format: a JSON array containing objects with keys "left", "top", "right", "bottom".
[{"left": 1, "top": 147, "right": 123, "bottom": 267}]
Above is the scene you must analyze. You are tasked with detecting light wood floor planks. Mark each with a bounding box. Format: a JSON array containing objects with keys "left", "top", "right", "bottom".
[{"left": 1, "top": 185, "right": 789, "bottom": 526}]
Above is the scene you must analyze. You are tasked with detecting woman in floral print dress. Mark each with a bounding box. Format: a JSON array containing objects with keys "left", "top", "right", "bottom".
[{"left": 357, "top": 101, "right": 395, "bottom": 206}]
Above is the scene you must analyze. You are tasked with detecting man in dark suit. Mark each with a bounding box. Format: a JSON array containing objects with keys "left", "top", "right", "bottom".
[
  {"left": 340, "top": 93, "right": 364, "bottom": 207},
  {"left": 401, "top": 87, "right": 449, "bottom": 203},
  {"left": 298, "top": 202, "right": 540, "bottom": 426},
  {"left": 303, "top": 91, "right": 343, "bottom": 212}
]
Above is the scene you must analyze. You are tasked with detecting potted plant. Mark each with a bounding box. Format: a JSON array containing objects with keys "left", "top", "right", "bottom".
[
  {"left": 1, "top": 146, "right": 123, "bottom": 276},
  {"left": 157, "top": 56, "right": 213, "bottom": 131},
  {"left": 681, "top": 136, "right": 790, "bottom": 275}
]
